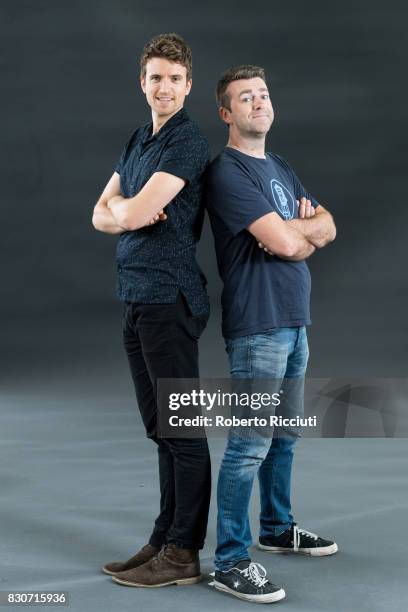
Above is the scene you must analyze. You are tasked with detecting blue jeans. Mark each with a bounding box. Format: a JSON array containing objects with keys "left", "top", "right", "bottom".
[{"left": 215, "top": 326, "right": 309, "bottom": 570}]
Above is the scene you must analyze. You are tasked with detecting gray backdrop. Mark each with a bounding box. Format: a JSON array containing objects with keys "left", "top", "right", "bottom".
[{"left": 2, "top": 0, "right": 407, "bottom": 385}]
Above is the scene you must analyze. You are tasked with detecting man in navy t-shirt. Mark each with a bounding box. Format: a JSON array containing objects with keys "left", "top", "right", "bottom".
[{"left": 206, "top": 65, "right": 337, "bottom": 604}]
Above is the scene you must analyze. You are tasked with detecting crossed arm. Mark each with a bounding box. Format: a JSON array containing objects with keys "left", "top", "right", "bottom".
[
  {"left": 248, "top": 197, "right": 336, "bottom": 261},
  {"left": 287, "top": 199, "right": 336, "bottom": 249},
  {"left": 92, "top": 171, "right": 185, "bottom": 234},
  {"left": 92, "top": 172, "right": 124, "bottom": 235}
]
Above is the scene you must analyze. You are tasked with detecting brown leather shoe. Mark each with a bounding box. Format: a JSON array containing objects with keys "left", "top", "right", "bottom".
[
  {"left": 111, "top": 544, "right": 201, "bottom": 587},
  {"left": 102, "top": 544, "right": 159, "bottom": 576}
]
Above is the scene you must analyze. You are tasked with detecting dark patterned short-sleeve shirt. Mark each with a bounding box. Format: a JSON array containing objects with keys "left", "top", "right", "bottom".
[{"left": 115, "top": 108, "right": 210, "bottom": 318}]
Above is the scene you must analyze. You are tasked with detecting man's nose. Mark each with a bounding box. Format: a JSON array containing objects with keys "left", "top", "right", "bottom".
[
  {"left": 158, "top": 78, "right": 172, "bottom": 91},
  {"left": 253, "top": 97, "right": 265, "bottom": 109}
]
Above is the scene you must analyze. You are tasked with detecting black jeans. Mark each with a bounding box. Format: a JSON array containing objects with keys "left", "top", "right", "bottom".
[{"left": 122, "top": 293, "right": 211, "bottom": 550}]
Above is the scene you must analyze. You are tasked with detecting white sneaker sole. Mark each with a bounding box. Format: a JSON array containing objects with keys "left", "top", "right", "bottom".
[
  {"left": 213, "top": 581, "right": 286, "bottom": 603},
  {"left": 258, "top": 542, "right": 338, "bottom": 556}
]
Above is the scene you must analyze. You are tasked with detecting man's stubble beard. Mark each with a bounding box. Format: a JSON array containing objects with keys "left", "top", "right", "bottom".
[{"left": 242, "top": 127, "right": 270, "bottom": 139}]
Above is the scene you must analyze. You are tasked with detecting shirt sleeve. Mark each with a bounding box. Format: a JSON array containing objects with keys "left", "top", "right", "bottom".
[
  {"left": 114, "top": 130, "right": 138, "bottom": 175},
  {"left": 206, "top": 160, "right": 274, "bottom": 237},
  {"left": 274, "top": 154, "right": 320, "bottom": 208},
  {"left": 155, "top": 125, "right": 210, "bottom": 183}
]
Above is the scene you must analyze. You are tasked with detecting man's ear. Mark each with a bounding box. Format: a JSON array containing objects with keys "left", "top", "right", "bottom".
[
  {"left": 185, "top": 79, "right": 192, "bottom": 96},
  {"left": 219, "top": 106, "right": 232, "bottom": 125},
  {"left": 140, "top": 75, "right": 146, "bottom": 94}
]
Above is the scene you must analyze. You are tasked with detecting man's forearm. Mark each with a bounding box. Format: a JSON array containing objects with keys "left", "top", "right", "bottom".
[
  {"left": 257, "top": 220, "right": 317, "bottom": 261},
  {"left": 107, "top": 194, "right": 165, "bottom": 230},
  {"left": 288, "top": 212, "right": 336, "bottom": 248},
  {"left": 107, "top": 196, "right": 135, "bottom": 229},
  {"left": 92, "top": 202, "right": 125, "bottom": 235},
  {"left": 279, "top": 239, "right": 316, "bottom": 261}
]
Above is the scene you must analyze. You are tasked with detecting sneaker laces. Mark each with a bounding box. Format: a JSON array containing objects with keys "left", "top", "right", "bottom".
[
  {"left": 293, "top": 525, "right": 318, "bottom": 551},
  {"left": 240, "top": 562, "right": 268, "bottom": 587}
]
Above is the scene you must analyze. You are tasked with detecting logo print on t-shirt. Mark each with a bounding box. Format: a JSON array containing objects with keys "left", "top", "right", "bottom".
[{"left": 270, "top": 179, "right": 295, "bottom": 220}]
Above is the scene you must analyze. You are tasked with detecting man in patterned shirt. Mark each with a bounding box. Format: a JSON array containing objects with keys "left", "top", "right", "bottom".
[{"left": 92, "top": 33, "right": 211, "bottom": 588}]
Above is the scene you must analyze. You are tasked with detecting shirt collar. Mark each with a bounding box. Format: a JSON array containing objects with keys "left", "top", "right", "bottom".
[{"left": 144, "top": 107, "right": 189, "bottom": 143}]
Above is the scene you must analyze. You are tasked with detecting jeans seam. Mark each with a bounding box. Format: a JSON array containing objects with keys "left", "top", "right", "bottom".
[
  {"left": 269, "top": 454, "right": 276, "bottom": 529},
  {"left": 226, "top": 335, "right": 252, "bottom": 558},
  {"left": 222, "top": 431, "right": 252, "bottom": 555},
  {"left": 248, "top": 335, "right": 253, "bottom": 376}
]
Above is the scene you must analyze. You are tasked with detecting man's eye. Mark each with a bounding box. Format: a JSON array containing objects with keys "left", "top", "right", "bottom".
[
  {"left": 241, "top": 97, "right": 252, "bottom": 102},
  {"left": 261, "top": 94, "right": 270, "bottom": 99}
]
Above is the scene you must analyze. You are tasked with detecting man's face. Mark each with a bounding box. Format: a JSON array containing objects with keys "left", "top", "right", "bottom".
[
  {"left": 141, "top": 57, "right": 191, "bottom": 119},
  {"left": 221, "top": 77, "right": 274, "bottom": 137}
]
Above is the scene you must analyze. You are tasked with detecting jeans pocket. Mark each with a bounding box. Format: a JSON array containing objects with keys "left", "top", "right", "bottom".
[{"left": 225, "top": 336, "right": 252, "bottom": 377}]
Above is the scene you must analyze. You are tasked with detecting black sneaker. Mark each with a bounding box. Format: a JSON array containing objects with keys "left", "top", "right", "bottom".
[
  {"left": 259, "top": 524, "right": 338, "bottom": 556},
  {"left": 213, "top": 560, "right": 285, "bottom": 603}
]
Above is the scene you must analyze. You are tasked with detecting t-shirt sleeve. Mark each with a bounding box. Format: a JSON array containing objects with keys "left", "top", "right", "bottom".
[
  {"left": 115, "top": 147, "right": 125, "bottom": 175},
  {"left": 115, "top": 129, "right": 138, "bottom": 175},
  {"left": 206, "top": 161, "right": 274, "bottom": 236},
  {"left": 274, "top": 154, "right": 320, "bottom": 208},
  {"left": 156, "top": 126, "right": 210, "bottom": 183}
]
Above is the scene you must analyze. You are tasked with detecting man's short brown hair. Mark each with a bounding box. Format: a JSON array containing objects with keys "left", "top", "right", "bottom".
[
  {"left": 140, "top": 33, "right": 192, "bottom": 81},
  {"left": 216, "top": 65, "right": 266, "bottom": 110}
]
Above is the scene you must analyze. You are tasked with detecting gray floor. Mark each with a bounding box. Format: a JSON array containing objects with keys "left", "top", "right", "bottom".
[
  {"left": 2, "top": 393, "right": 407, "bottom": 611},
  {"left": 1, "top": 311, "right": 408, "bottom": 611}
]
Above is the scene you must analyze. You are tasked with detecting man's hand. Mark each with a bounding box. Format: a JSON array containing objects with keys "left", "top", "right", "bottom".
[
  {"left": 258, "top": 242, "right": 274, "bottom": 256},
  {"left": 288, "top": 202, "right": 336, "bottom": 248},
  {"left": 256, "top": 197, "right": 315, "bottom": 256},
  {"left": 146, "top": 210, "right": 167, "bottom": 225},
  {"left": 297, "top": 197, "right": 316, "bottom": 219},
  {"left": 106, "top": 172, "right": 185, "bottom": 231}
]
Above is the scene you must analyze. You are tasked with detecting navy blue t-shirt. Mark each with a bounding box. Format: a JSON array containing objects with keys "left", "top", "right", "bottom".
[{"left": 205, "top": 147, "right": 319, "bottom": 339}]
